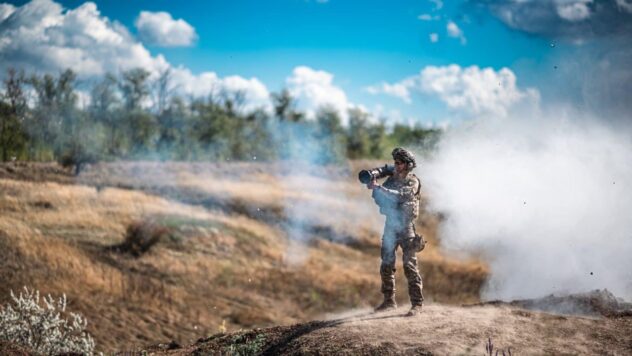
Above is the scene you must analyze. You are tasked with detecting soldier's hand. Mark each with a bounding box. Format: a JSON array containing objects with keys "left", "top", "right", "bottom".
[{"left": 367, "top": 178, "right": 379, "bottom": 190}]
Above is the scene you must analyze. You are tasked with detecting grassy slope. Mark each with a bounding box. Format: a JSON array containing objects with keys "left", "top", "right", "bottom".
[{"left": 0, "top": 162, "right": 487, "bottom": 352}]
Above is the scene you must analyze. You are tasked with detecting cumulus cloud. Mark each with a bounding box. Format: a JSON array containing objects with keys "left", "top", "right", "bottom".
[
  {"left": 447, "top": 20, "right": 466, "bottom": 44},
  {"left": 474, "top": 0, "right": 632, "bottom": 120},
  {"left": 556, "top": 0, "right": 592, "bottom": 21},
  {"left": 286, "top": 66, "right": 353, "bottom": 123},
  {"left": 365, "top": 78, "right": 416, "bottom": 104},
  {"left": 0, "top": 3, "right": 15, "bottom": 20},
  {"left": 135, "top": 11, "right": 197, "bottom": 47},
  {"left": 366, "top": 65, "right": 538, "bottom": 117},
  {"left": 0, "top": 0, "right": 270, "bottom": 112},
  {"left": 0, "top": 0, "right": 168, "bottom": 76},
  {"left": 171, "top": 67, "right": 271, "bottom": 112},
  {"left": 420, "top": 65, "right": 539, "bottom": 116},
  {"left": 478, "top": 0, "right": 632, "bottom": 39}
]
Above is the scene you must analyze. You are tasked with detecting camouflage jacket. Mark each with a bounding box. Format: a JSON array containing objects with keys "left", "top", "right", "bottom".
[{"left": 372, "top": 173, "right": 421, "bottom": 231}]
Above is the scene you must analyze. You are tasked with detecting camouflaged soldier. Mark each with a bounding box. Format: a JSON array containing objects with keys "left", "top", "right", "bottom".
[{"left": 367, "top": 147, "right": 424, "bottom": 316}]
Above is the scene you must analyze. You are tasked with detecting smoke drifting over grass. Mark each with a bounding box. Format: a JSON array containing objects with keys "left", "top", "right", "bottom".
[{"left": 423, "top": 110, "right": 632, "bottom": 300}]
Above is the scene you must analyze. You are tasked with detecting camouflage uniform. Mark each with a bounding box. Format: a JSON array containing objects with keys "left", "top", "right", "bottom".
[{"left": 372, "top": 171, "right": 424, "bottom": 308}]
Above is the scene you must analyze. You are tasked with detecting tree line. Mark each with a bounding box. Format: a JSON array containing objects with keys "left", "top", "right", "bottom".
[{"left": 0, "top": 68, "right": 441, "bottom": 173}]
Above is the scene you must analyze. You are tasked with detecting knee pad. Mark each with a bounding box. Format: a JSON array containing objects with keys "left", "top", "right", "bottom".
[{"left": 380, "top": 264, "right": 396, "bottom": 276}]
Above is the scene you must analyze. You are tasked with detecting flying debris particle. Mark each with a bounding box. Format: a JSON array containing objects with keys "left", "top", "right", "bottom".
[
  {"left": 554, "top": 65, "right": 558, "bottom": 69},
  {"left": 550, "top": 43, "right": 556, "bottom": 48},
  {"left": 613, "top": 181, "right": 616, "bottom": 184},
  {"left": 248, "top": 278, "right": 252, "bottom": 283},
  {"left": 253, "top": 156, "right": 257, "bottom": 160},
  {"left": 523, "top": 201, "right": 526, "bottom": 205},
  {"left": 590, "top": 272, "right": 594, "bottom": 275}
]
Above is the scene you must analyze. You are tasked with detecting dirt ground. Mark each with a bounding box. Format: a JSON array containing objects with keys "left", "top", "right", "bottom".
[{"left": 140, "top": 300, "right": 632, "bottom": 355}]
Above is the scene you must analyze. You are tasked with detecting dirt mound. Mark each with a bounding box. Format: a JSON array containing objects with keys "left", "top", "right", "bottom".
[
  {"left": 471, "top": 289, "right": 632, "bottom": 318},
  {"left": 135, "top": 302, "right": 632, "bottom": 355}
]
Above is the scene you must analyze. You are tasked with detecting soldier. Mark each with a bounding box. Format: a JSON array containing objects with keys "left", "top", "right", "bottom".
[{"left": 367, "top": 147, "right": 424, "bottom": 316}]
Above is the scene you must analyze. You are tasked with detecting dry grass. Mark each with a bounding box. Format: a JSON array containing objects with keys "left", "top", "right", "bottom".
[{"left": 0, "top": 162, "right": 488, "bottom": 352}]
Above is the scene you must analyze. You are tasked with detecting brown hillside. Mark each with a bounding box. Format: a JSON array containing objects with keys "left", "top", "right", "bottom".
[{"left": 0, "top": 162, "right": 487, "bottom": 353}]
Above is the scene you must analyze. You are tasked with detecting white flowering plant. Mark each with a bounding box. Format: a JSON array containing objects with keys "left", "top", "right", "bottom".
[{"left": 0, "top": 287, "right": 95, "bottom": 355}]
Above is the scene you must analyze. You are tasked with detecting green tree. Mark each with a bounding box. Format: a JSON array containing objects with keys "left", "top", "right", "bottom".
[
  {"left": 389, "top": 123, "right": 442, "bottom": 153},
  {"left": 120, "top": 68, "right": 157, "bottom": 155},
  {"left": 271, "top": 89, "right": 303, "bottom": 122},
  {"left": 49, "top": 70, "right": 101, "bottom": 174},
  {"left": 90, "top": 73, "right": 122, "bottom": 156},
  {"left": 29, "top": 73, "right": 60, "bottom": 160},
  {"left": 346, "top": 108, "right": 371, "bottom": 159},
  {"left": 0, "top": 69, "right": 27, "bottom": 161},
  {"left": 367, "top": 120, "right": 388, "bottom": 159},
  {"left": 314, "top": 106, "right": 346, "bottom": 163}
]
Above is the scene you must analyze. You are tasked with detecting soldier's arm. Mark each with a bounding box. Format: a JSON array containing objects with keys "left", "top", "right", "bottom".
[{"left": 374, "top": 178, "right": 420, "bottom": 203}]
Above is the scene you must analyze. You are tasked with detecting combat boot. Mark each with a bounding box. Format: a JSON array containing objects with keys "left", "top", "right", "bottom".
[
  {"left": 406, "top": 304, "right": 423, "bottom": 317},
  {"left": 374, "top": 298, "right": 397, "bottom": 312}
]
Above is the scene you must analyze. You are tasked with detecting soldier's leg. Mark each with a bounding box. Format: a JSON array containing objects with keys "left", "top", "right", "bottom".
[
  {"left": 376, "top": 229, "right": 397, "bottom": 310},
  {"left": 402, "top": 237, "right": 424, "bottom": 307}
]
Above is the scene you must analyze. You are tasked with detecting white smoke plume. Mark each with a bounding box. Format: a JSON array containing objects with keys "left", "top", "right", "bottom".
[{"left": 422, "top": 110, "right": 632, "bottom": 300}]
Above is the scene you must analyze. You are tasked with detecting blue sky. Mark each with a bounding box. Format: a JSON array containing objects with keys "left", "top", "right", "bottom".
[{"left": 2, "top": 0, "right": 630, "bottom": 125}]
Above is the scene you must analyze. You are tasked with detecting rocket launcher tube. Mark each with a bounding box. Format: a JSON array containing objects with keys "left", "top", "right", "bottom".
[{"left": 358, "top": 164, "right": 395, "bottom": 184}]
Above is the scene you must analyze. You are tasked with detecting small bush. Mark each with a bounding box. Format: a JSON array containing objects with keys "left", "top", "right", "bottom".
[
  {"left": 0, "top": 287, "right": 95, "bottom": 355},
  {"left": 117, "top": 220, "right": 173, "bottom": 257},
  {"left": 225, "top": 332, "right": 266, "bottom": 356}
]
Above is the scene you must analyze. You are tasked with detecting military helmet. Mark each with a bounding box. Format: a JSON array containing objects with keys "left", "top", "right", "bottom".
[{"left": 391, "top": 147, "right": 417, "bottom": 169}]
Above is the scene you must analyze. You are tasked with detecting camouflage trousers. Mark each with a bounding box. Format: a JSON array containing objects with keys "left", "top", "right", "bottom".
[{"left": 380, "top": 222, "right": 424, "bottom": 306}]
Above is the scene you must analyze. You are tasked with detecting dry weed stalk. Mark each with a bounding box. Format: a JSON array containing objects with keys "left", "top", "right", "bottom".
[{"left": 485, "top": 337, "right": 512, "bottom": 356}]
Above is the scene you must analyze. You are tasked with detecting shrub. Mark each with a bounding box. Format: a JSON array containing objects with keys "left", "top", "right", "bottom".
[
  {"left": 225, "top": 332, "right": 266, "bottom": 356},
  {"left": 0, "top": 287, "right": 95, "bottom": 355},
  {"left": 116, "top": 220, "right": 173, "bottom": 257}
]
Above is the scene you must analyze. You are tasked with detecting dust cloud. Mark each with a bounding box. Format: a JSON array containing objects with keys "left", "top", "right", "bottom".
[{"left": 422, "top": 110, "right": 632, "bottom": 300}]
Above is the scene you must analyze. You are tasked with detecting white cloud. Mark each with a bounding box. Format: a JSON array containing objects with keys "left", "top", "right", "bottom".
[
  {"left": 170, "top": 67, "right": 271, "bottom": 112},
  {"left": 418, "top": 14, "right": 439, "bottom": 21},
  {"left": 429, "top": 32, "right": 439, "bottom": 43},
  {"left": 616, "top": 0, "right": 632, "bottom": 13},
  {"left": 420, "top": 65, "right": 539, "bottom": 117},
  {"left": 555, "top": 0, "right": 592, "bottom": 21},
  {"left": 286, "top": 66, "right": 353, "bottom": 124},
  {"left": 0, "top": 0, "right": 168, "bottom": 76},
  {"left": 0, "top": 3, "right": 15, "bottom": 21},
  {"left": 447, "top": 20, "right": 466, "bottom": 44},
  {"left": 367, "top": 65, "right": 539, "bottom": 117},
  {"left": 0, "top": 0, "right": 270, "bottom": 112},
  {"left": 365, "top": 78, "right": 417, "bottom": 103},
  {"left": 135, "top": 11, "right": 197, "bottom": 47}
]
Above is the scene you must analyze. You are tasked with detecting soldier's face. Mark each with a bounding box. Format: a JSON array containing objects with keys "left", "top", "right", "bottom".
[{"left": 394, "top": 160, "right": 406, "bottom": 175}]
